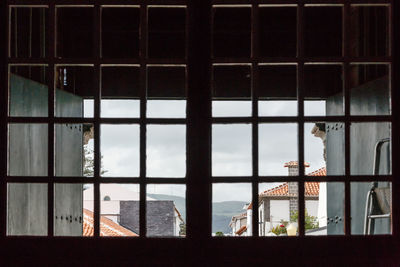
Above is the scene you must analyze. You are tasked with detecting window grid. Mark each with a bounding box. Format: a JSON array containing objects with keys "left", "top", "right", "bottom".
[
  {"left": 209, "top": 1, "right": 393, "bottom": 238},
  {"left": 2, "top": 0, "right": 395, "bottom": 241},
  {"left": 5, "top": 1, "right": 189, "bottom": 238}
]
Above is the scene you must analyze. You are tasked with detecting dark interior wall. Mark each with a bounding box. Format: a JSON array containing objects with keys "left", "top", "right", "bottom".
[
  {"left": 7, "top": 74, "right": 83, "bottom": 236},
  {"left": 326, "top": 76, "right": 391, "bottom": 235}
]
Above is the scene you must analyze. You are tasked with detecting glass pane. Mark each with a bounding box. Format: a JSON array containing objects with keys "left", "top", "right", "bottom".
[
  {"left": 351, "top": 122, "right": 391, "bottom": 175},
  {"left": 259, "top": 182, "right": 299, "bottom": 236},
  {"left": 57, "top": 7, "right": 93, "bottom": 58},
  {"left": 212, "top": 65, "right": 251, "bottom": 117},
  {"left": 55, "top": 123, "right": 93, "bottom": 177},
  {"left": 304, "top": 64, "right": 343, "bottom": 116},
  {"left": 305, "top": 182, "right": 344, "bottom": 236},
  {"left": 101, "top": 125, "right": 140, "bottom": 177},
  {"left": 147, "top": 184, "right": 186, "bottom": 237},
  {"left": 258, "top": 65, "right": 297, "bottom": 116},
  {"left": 304, "top": 122, "right": 326, "bottom": 174},
  {"left": 9, "top": 66, "right": 48, "bottom": 117},
  {"left": 147, "top": 66, "right": 186, "bottom": 118},
  {"left": 213, "top": 7, "right": 251, "bottom": 58},
  {"left": 305, "top": 122, "right": 344, "bottom": 176},
  {"left": 101, "top": 66, "right": 140, "bottom": 118},
  {"left": 212, "top": 183, "right": 252, "bottom": 236},
  {"left": 102, "top": 8, "right": 140, "bottom": 58},
  {"left": 350, "top": 64, "right": 390, "bottom": 115},
  {"left": 212, "top": 124, "right": 252, "bottom": 177},
  {"left": 349, "top": 5, "right": 389, "bottom": 57},
  {"left": 148, "top": 7, "right": 186, "bottom": 58},
  {"left": 55, "top": 66, "right": 95, "bottom": 118},
  {"left": 305, "top": 6, "right": 342, "bottom": 57},
  {"left": 10, "top": 7, "right": 47, "bottom": 58},
  {"left": 8, "top": 123, "right": 48, "bottom": 176},
  {"left": 259, "top": 123, "right": 297, "bottom": 176},
  {"left": 147, "top": 125, "right": 186, "bottom": 178},
  {"left": 212, "top": 101, "right": 252, "bottom": 117},
  {"left": 84, "top": 184, "right": 141, "bottom": 237},
  {"left": 259, "top": 6, "right": 297, "bottom": 57},
  {"left": 7, "top": 183, "right": 47, "bottom": 236},
  {"left": 351, "top": 182, "right": 391, "bottom": 235},
  {"left": 54, "top": 183, "right": 91, "bottom": 237}
]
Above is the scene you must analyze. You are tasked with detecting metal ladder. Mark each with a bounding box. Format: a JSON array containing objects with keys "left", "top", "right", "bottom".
[{"left": 363, "top": 138, "right": 391, "bottom": 235}]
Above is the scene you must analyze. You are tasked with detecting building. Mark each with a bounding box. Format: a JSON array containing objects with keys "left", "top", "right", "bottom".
[
  {"left": 230, "top": 164, "right": 326, "bottom": 236},
  {"left": 83, "top": 209, "right": 138, "bottom": 237},
  {"left": 229, "top": 211, "right": 247, "bottom": 236},
  {"left": 2, "top": 2, "right": 396, "bottom": 265},
  {"left": 84, "top": 184, "right": 184, "bottom": 237}
]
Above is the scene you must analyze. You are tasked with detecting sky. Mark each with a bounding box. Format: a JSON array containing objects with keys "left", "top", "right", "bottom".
[{"left": 84, "top": 99, "right": 326, "bottom": 203}]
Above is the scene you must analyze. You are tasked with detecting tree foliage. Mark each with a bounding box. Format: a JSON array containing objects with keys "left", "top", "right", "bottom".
[{"left": 83, "top": 145, "right": 107, "bottom": 177}]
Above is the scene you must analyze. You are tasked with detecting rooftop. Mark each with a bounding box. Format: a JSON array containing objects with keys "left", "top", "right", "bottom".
[
  {"left": 284, "top": 161, "right": 311, "bottom": 168},
  {"left": 83, "top": 209, "right": 138, "bottom": 237},
  {"left": 260, "top": 167, "right": 326, "bottom": 197}
]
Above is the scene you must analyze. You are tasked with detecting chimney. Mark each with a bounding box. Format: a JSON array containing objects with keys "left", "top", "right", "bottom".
[{"left": 284, "top": 161, "right": 310, "bottom": 219}]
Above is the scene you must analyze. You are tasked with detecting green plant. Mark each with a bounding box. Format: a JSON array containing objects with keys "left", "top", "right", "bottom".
[
  {"left": 179, "top": 223, "right": 186, "bottom": 236},
  {"left": 270, "top": 224, "right": 287, "bottom": 235},
  {"left": 290, "top": 209, "right": 319, "bottom": 230},
  {"left": 215, "top": 231, "right": 225, "bottom": 237}
]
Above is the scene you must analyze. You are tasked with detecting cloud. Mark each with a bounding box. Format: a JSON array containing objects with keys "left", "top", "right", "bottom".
[
  {"left": 213, "top": 183, "right": 252, "bottom": 203},
  {"left": 87, "top": 100, "right": 325, "bottom": 202}
]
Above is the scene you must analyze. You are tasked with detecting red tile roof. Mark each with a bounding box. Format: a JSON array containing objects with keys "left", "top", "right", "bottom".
[
  {"left": 284, "top": 161, "right": 310, "bottom": 167},
  {"left": 229, "top": 212, "right": 247, "bottom": 227},
  {"left": 83, "top": 209, "right": 138, "bottom": 237},
  {"left": 259, "top": 167, "right": 326, "bottom": 197},
  {"left": 260, "top": 182, "right": 319, "bottom": 197},
  {"left": 235, "top": 225, "right": 247, "bottom": 236},
  {"left": 307, "top": 167, "right": 327, "bottom": 176}
]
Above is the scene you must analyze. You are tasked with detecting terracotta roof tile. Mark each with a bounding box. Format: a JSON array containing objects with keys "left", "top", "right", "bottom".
[
  {"left": 260, "top": 182, "right": 320, "bottom": 197},
  {"left": 235, "top": 225, "right": 247, "bottom": 236},
  {"left": 305, "top": 182, "right": 320, "bottom": 196},
  {"left": 83, "top": 209, "right": 138, "bottom": 237},
  {"left": 307, "top": 167, "right": 327, "bottom": 176},
  {"left": 261, "top": 183, "right": 289, "bottom": 197},
  {"left": 259, "top": 167, "right": 326, "bottom": 197}
]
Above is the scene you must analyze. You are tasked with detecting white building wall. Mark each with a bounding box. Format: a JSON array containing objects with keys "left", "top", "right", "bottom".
[
  {"left": 264, "top": 222, "right": 272, "bottom": 234},
  {"left": 317, "top": 182, "right": 327, "bottom": 227},
  {"left": 173, "top": 209, "right": 183, "bottom": 236},
  {"left": 306, "top": 200, "right": 319, "bottom": 218},
  {"left": 270, "top": 200, "right": 290, "bottom": 228},
  {"left": 235, "top": 220, "right": 241, "bottom": 235},
  {"left": 258, "top": 202, "right": 264, "bottom": 236},
  {"left": 246, "top": 209, "right": 252, "bottom": 236}
]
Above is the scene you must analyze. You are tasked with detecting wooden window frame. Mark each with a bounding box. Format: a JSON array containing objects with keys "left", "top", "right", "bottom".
[{"left": 0, "top": 0, "right": 399, "bottom": 265}]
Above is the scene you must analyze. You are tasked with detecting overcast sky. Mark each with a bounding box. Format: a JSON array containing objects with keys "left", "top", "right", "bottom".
[{"left": 84, "top": 100, "right": 326, "bottom": 203}]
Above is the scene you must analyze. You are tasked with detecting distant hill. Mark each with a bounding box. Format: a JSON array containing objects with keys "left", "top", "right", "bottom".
[
  {"left": 147, "top": 194, "right": 247, "bottom": 234},
  {"left": 212, "top": 201, "right": 247, "bottom": 234}
]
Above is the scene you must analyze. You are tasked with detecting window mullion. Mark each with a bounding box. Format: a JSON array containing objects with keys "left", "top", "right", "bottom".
[
  {"left": 139, "top": 3, "right": 148, "bottom": 238},
  {"left": 186, "top": 0, "right": 212, "bottom": 239},
  {"left": 93, "top": 3, "right": 101, "bottom": 237},
  {"left": 297, "top": 3, "right": 305, "bottom": 237},
  {"left": 0, "top": 0, "right": 8, "bottom": 238},
  {"left": 47, "top": 2, "right": 55, "bottom": 237},
  {"left": 251, "top": 3, "right": 259, "bottom": 238}
]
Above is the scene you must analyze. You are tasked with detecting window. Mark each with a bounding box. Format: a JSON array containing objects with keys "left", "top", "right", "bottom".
[{"left": 1, "top": 0, "right": 399, "bottom": 264}]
